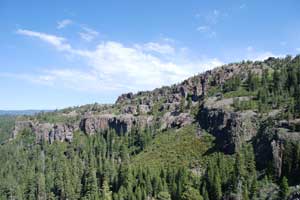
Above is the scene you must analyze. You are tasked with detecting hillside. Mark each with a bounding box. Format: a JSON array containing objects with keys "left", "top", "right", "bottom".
[{"left": 1, "top": 55, "right": 300, "bottom": 200}]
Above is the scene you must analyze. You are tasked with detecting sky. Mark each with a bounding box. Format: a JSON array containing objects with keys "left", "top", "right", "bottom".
[{"left": 0, "top": 0, "right": 300, "bottom": 110}]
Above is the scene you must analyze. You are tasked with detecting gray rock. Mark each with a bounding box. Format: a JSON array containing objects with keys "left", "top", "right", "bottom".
[
  {"left": 160, "top": 112, "right": 193, "bottom": 130},
  {"left": 198, "top": 104, "right": 258, "bottom": 153},
  {"left": 13, "top": 120, "right": 78, "bottom": 143},
  {"left": 80, "top": 114, "right": 153, "bottom": 135}
]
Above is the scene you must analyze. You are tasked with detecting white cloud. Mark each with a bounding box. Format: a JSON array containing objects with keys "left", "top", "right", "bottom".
[
  {"left": 197, "top": 26, "right": 209, "bottom": 32},
  {"left": 14, "top": 29, "right": 223, "bottom": 93},
  {"left": 16, "top": 29, "right": 72, "bottom": 51},
  {"left": 296, "top": 48, "right": 300, "bottom": 52},
  {"left": 196, "top": 9, "right": 222, "bottom": 38},
  {"left": 205, "top": 9, "right": 220, "bottom": 25},
  {"left": 79, "top": 26, "right": 99, "bottom": 42},
  {"left": 196, "top": 26, "right": 216, "bottom": 38},
  {"left": 162, "top": 37, "right": 175, "bottom": 43},
  {"left": 57, "top": 19, "right": 72, "bottom": 29},
  {"left": 135, "top": 42, "right": 175, "bottom": 54}
]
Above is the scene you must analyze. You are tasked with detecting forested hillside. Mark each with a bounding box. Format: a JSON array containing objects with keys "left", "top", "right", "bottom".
[
  {"left": 0, "top": 115, "right": 15, "bottom": 143},
  {"left": 1, "top": 56, "right": 300, "bottom": 200}
]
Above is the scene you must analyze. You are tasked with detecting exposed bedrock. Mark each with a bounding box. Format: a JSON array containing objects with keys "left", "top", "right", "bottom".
[
  {"left": 198, "top": 97, "right": 258, "bottom": 154},
  {"left": 13, "top": 120, "right": 78, "bottom": 143},
  {"left": 79, "top": 114, "right": 154, "bottom": 135}
]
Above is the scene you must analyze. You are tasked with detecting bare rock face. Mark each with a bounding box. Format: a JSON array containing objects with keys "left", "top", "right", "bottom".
[
  {"left": 122, "top": 105, "right": 137, "bottom": 115},
  {"left": 13, "top": 121, "right": 78, "bottom": 143},
  {"left": 139, "top": 105, "right": 150, "bottom": 114},
  {"left": 115, "top": 92, "right": 134, "bottom": 104},
  {"left": 13, "top": 121, "right": 34, "bottom": 138},
  {"left": 80, "top": 114, "right": 153, "bottom": 135},
  {"left": 253, "top": 119, "right": 300, "bottom": 178},
  {"left": 49, "top": 124, "right": 77, "bottom": 143},
  {"left": 198, "top": 103, "right": 258, "bottom": 153},
  {"left": 160, "top": 112, "right": 194, "bottom": 130}
]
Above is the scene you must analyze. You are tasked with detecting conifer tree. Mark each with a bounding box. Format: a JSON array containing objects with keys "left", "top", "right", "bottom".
[
  {"left": 37, "top": 173, "right": 46, "bottom": 200},
  {"left": 280, "top": 176, "right": 290, "bottom": 199},
  {"left": 181, "top": 186, "right": 203, "bottom": 200},
  {"left": 84, "top": 159, "right": 100, "bottom": 199},
  {"left": 101, "top": 179, "right": 112, "bottom": 200},
  {"left": 212, "top": 170, "right": 222, "bottom": 200},
  {"left": 157, "top": 191, "right": 171, "bottom": 200}
]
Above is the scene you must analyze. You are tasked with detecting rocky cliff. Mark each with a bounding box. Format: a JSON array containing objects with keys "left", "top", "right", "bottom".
[{"left": 11, "top": 57, "right": 300, "bottom": 178}]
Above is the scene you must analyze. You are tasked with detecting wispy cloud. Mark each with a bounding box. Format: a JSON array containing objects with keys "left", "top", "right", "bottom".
[
  {"left": 16, "top": 29, "right": 72, "bottom": 51},
  {"left": 57, "top": 19, "right": 73, "bottom": 29},
  {"left": 195, "top": 9, "right": 223, "bottom": 38},
  {"left": 197, "top": 26, "right": 209, "bottom": 32},
  {"left": 135, "top": 42, "right": 175, "bottom": 54},
  {"left": 205, "top": 9, "right": 220, "bottom": 25},
  {"left": 16, "top": 29, "right": 91, "bottom": 57},
  {"left": 196, "top": 25, "right": 216, "bottom": 38},
  {"left": 12, "top": 29, "right": 223, "bottom": 93},
  {"left": 79, "top": 26, "right": 99, "bottom": 42}
]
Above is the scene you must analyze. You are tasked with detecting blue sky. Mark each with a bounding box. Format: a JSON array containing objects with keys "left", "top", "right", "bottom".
[{"left": 0, "top": 0, "right": 300, "bottom": 110}]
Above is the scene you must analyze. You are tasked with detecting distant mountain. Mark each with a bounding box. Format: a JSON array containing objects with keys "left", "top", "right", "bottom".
[{"left": 0, "top": 110, "right": 52, "bottom": 116}]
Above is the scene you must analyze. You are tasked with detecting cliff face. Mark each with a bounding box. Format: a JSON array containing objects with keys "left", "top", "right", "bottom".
[
  {"left": 12, "top": 57, "right": 300, "bottom": 177},
  {"left": 13, "top": 120, "right": 78, "bottom": 143},
  {"left": 254, "top": 119, "right": 300, "bottom": 177},
  {"left": 11, "top": 59, "right": 274, "bottom": 145},
  {"left": 79, "top": 114, "right": 154, "bottom": 135},
  {"left": 198, "top": 96, "right": 258, "bottom": 153}
]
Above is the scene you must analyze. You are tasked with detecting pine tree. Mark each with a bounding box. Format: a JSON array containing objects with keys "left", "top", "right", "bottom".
[
  {"left": 25, "top": 167, "right": 37, "bottom": 200},
  {"left": 135, "top": 186, "right": 142, "bottom": 200},
  {"left": 233, "top": 152, "right": 245, "bottom": 195},
  {"left": 37, "top": 173, "right": 46, "bottom": 200},
  {"left": 157, "top": 191, "right": 171, "bottom": 200},
  {"left": 180, "top": 97, "right": 185, "bottom": 112},
  {"left": 84, "top": 159, "right": 100, "bottom": 199},
  {"left": 101, "top": 179, "right": 112, "bottom": 200},
  {"left": 246, "top": 71, "right": 259, "bottom": 91},
  {"left": 280, "top": 176, "right": 290, "bottom": 199},
  {"left": 242, "top": 185, "right": 250, "bottom": 200},
  {"left": 294, "top": 86, "right": 300, "bottom": 117},
  {"left": 181, "top": 186, "right": 203, "bottom": 200},
  {"left": 201, "top": 182, "right": 209, "bottom": 200},
  {"left": 212, "top": 170, "right": 222, "bottom": 200},
  {"left": 187, "top": 96, "right": 192, "bottom": 109},
  {"left": 273, "top": 69, "right": 281, "bottom": 95}
]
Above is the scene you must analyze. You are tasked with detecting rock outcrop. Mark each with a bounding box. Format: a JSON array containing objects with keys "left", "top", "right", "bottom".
[
  {"left": 253, "top": 119, "right": 300, "bottom": 178},
  {"left": 160, "top": 112, "right": 194, "bottom": 130},
  {"left": 11, "top": 59, "right": 277, "bottom": 150},
  {"left": 198, "top": 97, "right": 258, "bottom": 153},
  {"left": 13, "top": 120, "right": 78, "bottom": 143},
  {"left": 79, "top": 114, "right": 153, "bottom": 135}
]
